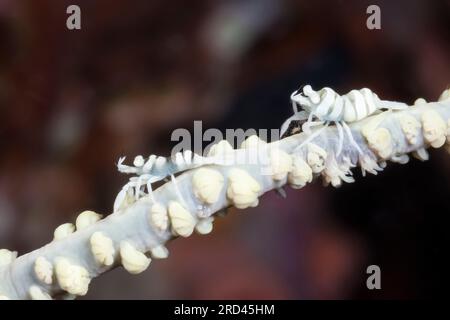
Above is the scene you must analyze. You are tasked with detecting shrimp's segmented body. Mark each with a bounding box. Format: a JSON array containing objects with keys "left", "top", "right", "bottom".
[
  {"left": 113, "top": 152, "right": 228, "bottom": 212},
  {"left": 280, "top": 85, "right": 408, "bottom": 156}
]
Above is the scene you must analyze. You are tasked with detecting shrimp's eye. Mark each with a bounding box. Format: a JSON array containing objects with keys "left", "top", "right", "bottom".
[{"left": 294, "top": 84, "right": 305, "bottom": 96}]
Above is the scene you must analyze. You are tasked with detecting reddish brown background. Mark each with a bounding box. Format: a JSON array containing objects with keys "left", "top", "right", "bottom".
[{"left": 0, "top": 0, "right": 449, "bottom": 299}]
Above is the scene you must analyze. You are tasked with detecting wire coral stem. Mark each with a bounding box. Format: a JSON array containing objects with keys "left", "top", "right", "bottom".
[{"left": 1, "top": 94, "right": 449, "bottom": 299}]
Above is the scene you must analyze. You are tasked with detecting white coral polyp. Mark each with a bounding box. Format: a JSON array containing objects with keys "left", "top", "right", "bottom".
[
  {"left": 240, "top": 135, "right": 267, "bottom": 149},
  {"left": 55, "top": 258, "right": 91, "bottom": 296},
  {"left": 288, "top": 156, "right": 313, "bottom": 189},
  {"left": 269, "top": 149, "right": 292, "bottom": 181},
  {"left": 226, "top": 168, "right": 261, "bottom": 209},
  {"left": 53, "top": 223, "right": 75, "bottom": 241},
  {"left": 0, "top": 249, "right": 17, "bottom": 267},
  {"left": 422, "top": 110, "right": 447, "bottom": 148},
  {"left": 168, "top": 201, "right": 196, "bottom": 237},
  {"left": 76, "top": 210, "right": 103, "bottom": 230},
  {"left": 365, "top": 127, "right": 393, "bottom": 159},
  {"left": 399, "top": 114, "right": 421, "bottom": 145},
  {"left": 149, "top": 202, "right": 169, "bottom": 232},
  {"left": 119, "top": 241, "right": 151, "bottom": 274},
  {"left": 34, "top": 256, "right": 53, "bottom": 285},
  {"left": 207, "top": 140, "right": 234, "bottom": 156},
  {"left": 192, "top": 168, "right": 224, "bottom": 205},
  {"left": 90, "top": 232, "right": 115, "bottom": 267}
]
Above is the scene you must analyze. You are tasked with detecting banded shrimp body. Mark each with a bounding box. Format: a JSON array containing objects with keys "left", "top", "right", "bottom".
[
  {"left": 113, "top": 148, "right": 244, "bottom": 212},
  {"left": 114, "top": 151, "right": 213, "bottom": 212},
  {"left": 280, "top": 85, "right": 409, "bottom": 156}
]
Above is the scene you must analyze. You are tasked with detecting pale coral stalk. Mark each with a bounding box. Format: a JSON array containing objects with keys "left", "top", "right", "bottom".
[{"left": 0, "top": 90, "right": 449, "bottom": 300}]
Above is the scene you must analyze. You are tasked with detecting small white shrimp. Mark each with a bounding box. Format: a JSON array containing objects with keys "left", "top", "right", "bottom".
[
  {"left": 113, "top": 151, "right": 223, "bottom": 212},
  {"left": 281, "top": 85, "right": 408, "bottom": 156}
]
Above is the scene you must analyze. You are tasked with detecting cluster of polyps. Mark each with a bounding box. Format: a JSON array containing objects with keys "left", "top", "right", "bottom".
[
  {"left": 36, "top": 211, "right": 107, "bottom": 298},
  {"left": 0, "top": 211, "right": 103, "bottom": 299},
  {"left": 284, "top": 89, "right": 450, "bottom": 188},
  {"left": 1, "top": 88, "right": 449, "bottom": 300},
  {"left": 361, "top": 92, "right": 450, "bottom": 164},
  {"left": 0, "top": 208, "right": 172, "bottom": 299}
]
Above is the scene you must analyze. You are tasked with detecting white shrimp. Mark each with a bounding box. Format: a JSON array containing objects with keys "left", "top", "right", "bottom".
[
  {"left": 280, "top": 85, "right": 408, "bottom": 156},
  {"left": 113, "top": 151, "right": 228, "bottom": 212}
]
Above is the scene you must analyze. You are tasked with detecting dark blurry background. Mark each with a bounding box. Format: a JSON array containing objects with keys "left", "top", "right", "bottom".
[{"left": 0, "top": 0, "right": 449, "bottom": 299}]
